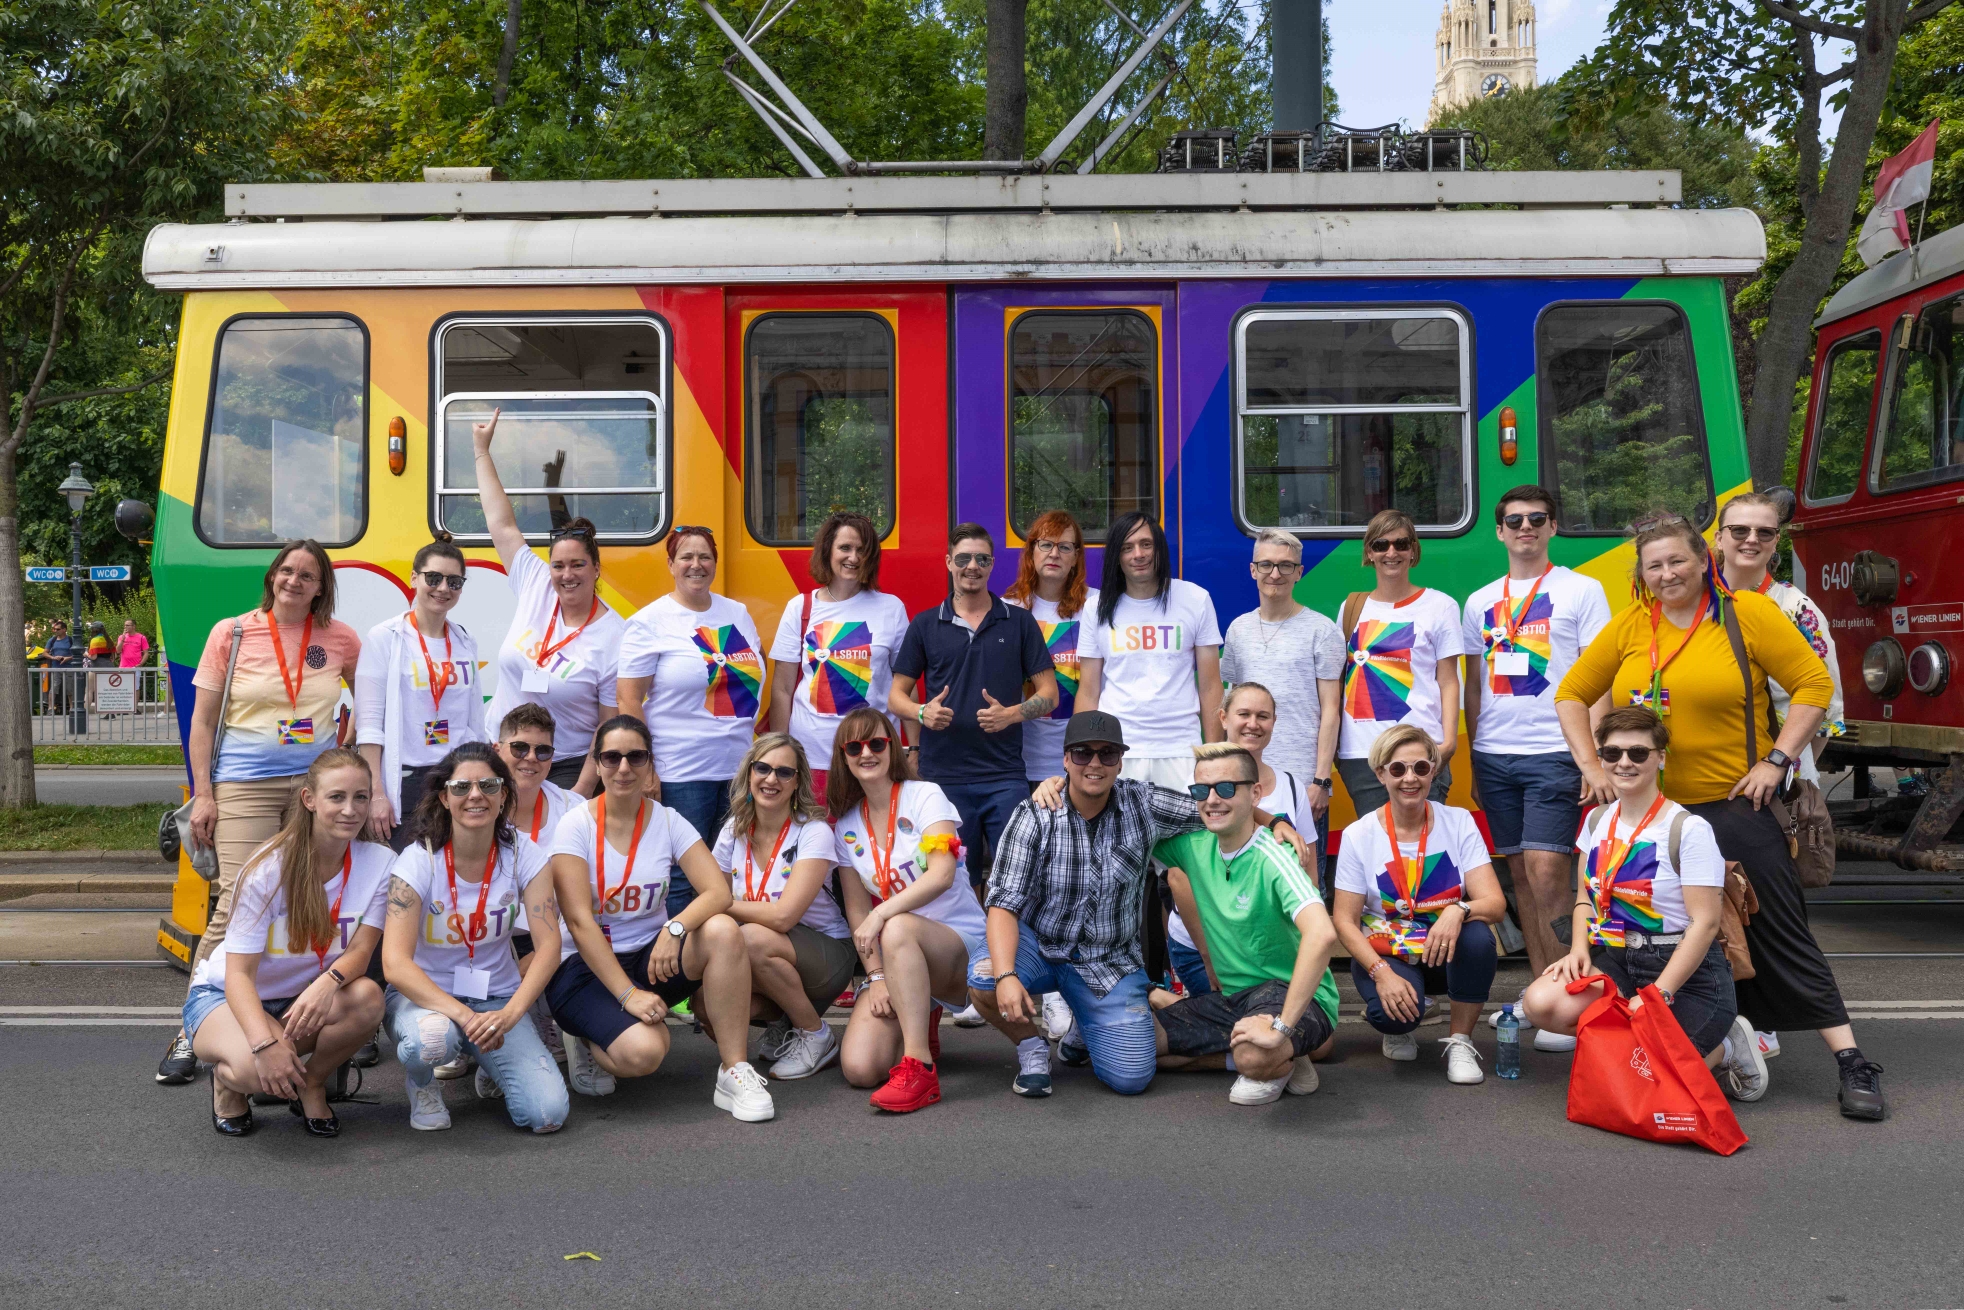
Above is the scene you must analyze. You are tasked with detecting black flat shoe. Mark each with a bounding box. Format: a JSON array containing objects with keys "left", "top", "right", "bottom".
[
  {"left": 211, "top": 1080, "right": 253, "bottom": 1137},
  {"left": 287, "top": 1098, "right": 342, "bottom": 1136}
]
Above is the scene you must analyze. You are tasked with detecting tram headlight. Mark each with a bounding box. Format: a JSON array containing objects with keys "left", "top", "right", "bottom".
[
  {"left": 1908, "top": 642, "right": 1951, "bottom": 696},
  {"left": 1863, "top": 638, "right": 1907, "bottom": 697}
]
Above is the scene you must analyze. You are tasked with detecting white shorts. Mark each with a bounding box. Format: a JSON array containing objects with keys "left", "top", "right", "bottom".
[{"left": 1118, "top": 754, "right": 1196, "bottom": 791}]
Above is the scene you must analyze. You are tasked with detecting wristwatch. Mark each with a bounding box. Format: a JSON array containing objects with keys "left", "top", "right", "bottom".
[
  {"left": 666, "top": 920, "right": 688, "bottom": 941},
  {"left": 1268, "top": 1014, "right": 1292, "bottom": 1035},
  {"left": 1310, "top": 777, "right": 1333, "bottom": 790},
  {"left": 1763, "top": 748, "right": 1793, "bottom": 770}
]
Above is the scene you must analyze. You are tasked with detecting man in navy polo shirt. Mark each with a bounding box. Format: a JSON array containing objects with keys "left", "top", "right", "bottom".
[{"left": 891, "top": 523, "right": 1058, "bottom": 891}]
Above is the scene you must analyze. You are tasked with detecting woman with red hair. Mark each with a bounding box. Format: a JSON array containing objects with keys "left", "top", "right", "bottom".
[{"left": 1004, "top": 510, "right": 1099, "bottom": 786}]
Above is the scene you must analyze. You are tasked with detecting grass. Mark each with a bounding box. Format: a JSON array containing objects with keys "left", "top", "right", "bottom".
[
  {"left": 34, "top": 745, "right": 184, "bottom": 766},
  {"left": 0, "top": 802, "right": 167, "bottom": 851}
]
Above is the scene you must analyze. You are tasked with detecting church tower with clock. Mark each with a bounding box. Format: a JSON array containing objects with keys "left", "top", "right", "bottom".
[{"left": 1426, "top": 0, "right": 1536, "bottom": 123}]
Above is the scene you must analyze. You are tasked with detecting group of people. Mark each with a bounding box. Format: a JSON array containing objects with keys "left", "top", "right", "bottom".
[{"left": 155, "top": 426, "right": 1888, "bottom": 1136}]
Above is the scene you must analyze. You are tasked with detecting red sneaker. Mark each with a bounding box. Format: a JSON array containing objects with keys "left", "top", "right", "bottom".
[
  {"left": 869, "top": 1056, "right": 941, "bottom": 1113},
  {"left": 929, "top": 1004, "right": 942, "bottom": 1063}
]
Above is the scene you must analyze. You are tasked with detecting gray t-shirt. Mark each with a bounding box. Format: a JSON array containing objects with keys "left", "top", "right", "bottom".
[{"left": 1221, "top": 607, "right": 1347, "bottom": 778}]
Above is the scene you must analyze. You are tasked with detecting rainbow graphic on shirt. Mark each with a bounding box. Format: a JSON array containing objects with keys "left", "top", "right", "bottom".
[
  {"left": 693, "top": 625, "right": 764, "bottom": 718},
  {"left": 1584, "top": 839, "right": 1664, "bottom": 948},
  {"left": 1482, "top": 592, "right": 1554, "bottom": 697},
  {"left": 1363, "top": 847, "right": 1465, "bottom": 963},
  {"left": 277, "top": 718, "right": 315, "bottom": 745},
  {"left": 1344, "top": 620, "right": 1416, "bottom": 723},
  {"left": 1039, "top": 619, "right": 1080, "bottom": 719},
  {"left": 803, "top": 620, "right": 873, "bottom": 714}
]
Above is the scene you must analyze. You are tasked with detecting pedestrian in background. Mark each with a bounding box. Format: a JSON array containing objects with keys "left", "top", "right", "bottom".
[{"left": 116, "top": 618, "right": 150, "bottom": 667}]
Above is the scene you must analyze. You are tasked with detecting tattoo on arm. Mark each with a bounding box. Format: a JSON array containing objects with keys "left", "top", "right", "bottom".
[
  {"left": 1019, "top": 693, "right": 1054, "bottom": 721},
  {"left": 386, "top": 876, "right": 420, "bottom": 918},
  {"left": 527, "top": 893, "right": 561, "bottom": 927}
]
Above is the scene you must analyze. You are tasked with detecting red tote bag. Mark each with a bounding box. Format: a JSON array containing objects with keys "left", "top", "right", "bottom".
[{"left": 1565, "top": 975, "right": 1749, "bottom": 1156}]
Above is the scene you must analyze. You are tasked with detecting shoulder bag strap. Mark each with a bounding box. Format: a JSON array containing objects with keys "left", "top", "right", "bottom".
[
  {"left": 792, "top": 586, "right": 815, "bottom": 695},
  {"left": 209, "top": 618, "right": 246, "bottom": 769},
  {"left": 1667, "top": 807, "right": 1687, "bottom": 870},
  {"left": 1340, "top": 591, "right": 1369, "bottom": 642},
  {"left": 1720, "top": 598, "right": 1757, "bottom": 777}
]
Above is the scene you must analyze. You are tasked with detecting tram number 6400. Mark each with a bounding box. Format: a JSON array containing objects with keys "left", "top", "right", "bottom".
[{"left": 1818, "top": 560, "right": 1856, "bottom": 592}]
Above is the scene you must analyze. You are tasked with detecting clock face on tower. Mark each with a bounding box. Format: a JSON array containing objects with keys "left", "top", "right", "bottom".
[{"left": 1481, "top": 73, "right": 1511, "bottom": 97}]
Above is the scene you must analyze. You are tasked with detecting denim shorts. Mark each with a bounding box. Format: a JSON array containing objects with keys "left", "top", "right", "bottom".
[
  {"left": 1470, "top": 749, "right": 1584, "bottom": 855},
  {"left": 1593, "top": 941, "right": 1737, "bottom": 1055},
  {"left": 183, "top": 982, "right": 294, "bottom": 1039}
]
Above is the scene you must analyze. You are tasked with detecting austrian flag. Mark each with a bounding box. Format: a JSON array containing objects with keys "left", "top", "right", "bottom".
[{"left": 1857, "top": 120, "right": 1941, "bottom": 267}]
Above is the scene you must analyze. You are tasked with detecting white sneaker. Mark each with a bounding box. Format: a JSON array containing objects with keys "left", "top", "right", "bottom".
[
  {"left": 771, "top": 1023, "right": 840, "bottom": 1080},
  {"left": 1041, "top": 992, "right": 1075, "bottom": 1041},
  {"left": 1721, "top": 1014, "right": 1770, "bottom": 1102},
  {"left": 1533, "top": 1029, "right": 1578, "bottom": 1053},
  {"left": 1441, "top": 1033, "right": 1486, "bottom": 1085},
  {"left": 408, "top": 1080, "right": 451, "bottom": 1131},
  {"left": 1228, "top": 1073, "right": 1288, "bottom": 1105},
  {"left": 1382, "top": 1031, "right": 1419, "bottom": 1062},
  {"left": 474, "top": 1065, "right": 504, "bottom": 1100},
  {"left": 1285, "top": 1054, "right": 1320, "bottom": 1096},
  {"left": 1756, "top": 1029, "right": 1782, "bottom": 1060},
  {"left": 563, "top": 1032, "right": 617, "bottom": 1097},
  {"left": 950, "top": 1003, "right": 988, "bottom": 1029},
  {"left": 433, "top": 1053, "right": 472, "bottom": 1081},
  {"left": 756, "top": 1016, "right": 797, "bottom": 1062},
  {"left": 714, "top": 1061, "right": 776, "bottom": 1122}
]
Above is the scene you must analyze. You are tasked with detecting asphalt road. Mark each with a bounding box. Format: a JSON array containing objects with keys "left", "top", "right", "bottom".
[{"left": 34, "top": 767, "right": 185, "bottom": 807}]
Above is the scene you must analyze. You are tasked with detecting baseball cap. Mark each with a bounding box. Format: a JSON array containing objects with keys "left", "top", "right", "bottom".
[{"left": 1061, "top": 710, "right": 1127, "bottom": 752}]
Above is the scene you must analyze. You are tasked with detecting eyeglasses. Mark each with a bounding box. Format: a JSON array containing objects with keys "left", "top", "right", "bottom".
[
  {"left": 1369, "top": 536, "right": 1416, "bottom": 554},
  {"left": 1032, "top": 540, "right": 1079, "bottom": 556},
  {"left": 548, "top": 524, "right": 594, "bottom": 542},
  {"left": 1187, "top": 780, "right": 1252, "bottom": 801},
  {"left": 1502, "top": 512, "right": 1551, "bottom": 530},
  {"left": 596, "top": 749, "right": 653, "bottom": 770},
  {"left": 1598, "top": 745, "right": 1658, "bottom": 764},
  {"left": 952, "top": 552, "right": 994, "bottom": 569},
  {"left": 443, "top": 776, "right": 506, "bottom": 798},
  {"left": 503, "top": 741, "right": 553, "bottom": 761},
  {"left": 1382, "top": 759, "right": 1434, "bottom": 779},
  {"left": 1251, "top": 560, "right": 1301, "bottom": 577},
  {"left": 1723, "top": 525, "right": 1779, "bottom": 543},
  {"left": 418, "top": 571, "right": 466, "bottom": 592},
  {"left": 1065, "top": 744, "right": 1124, "bottom": 766},
  {"left": 751, "top": 762, "right": 799, "bottom": 781},
  {"left": 842, "top": 738, "right": 890, "bottom": 758}
]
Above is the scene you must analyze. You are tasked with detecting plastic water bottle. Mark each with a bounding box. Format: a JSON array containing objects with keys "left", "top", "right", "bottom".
[{"left": 1496, "top": 1005, "right": 1522, "bottom": 1079}]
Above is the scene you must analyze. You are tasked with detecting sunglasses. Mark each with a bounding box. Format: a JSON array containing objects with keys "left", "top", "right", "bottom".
[
  {"left": 1598, "top": 745, "right": 1659, "bottom": 764},
  {"left": 1369, "top": 536, "right": 1416, "bottom": 554},
  {"left": 1187, "top": 780, "right": 1252, "bottom": 801},
  {"left": 596, "top": 749, "right": 653, "bottom": 770},
  {"left": 1066, "top": 744, "right": 1125, "bottom": 766},
  {"left": 503, "top": 741, "right": 553, "bottom": 761},
  {"left": 1723, "top": 525, "right": 1779, "bottom": 543},
  {"left": 1502, "top": 512, "right": 1551, "bottom": 530},
  {"left": 670, "top": 526, "right": 717, "bottom": 551},
  {"left": 952, "top": 552, "right": 994, "bottom": 569},
  {"left": 1382, "top": 759, "right": 1434, "bottom": 779},
  {"left": 1032, "top": 540, "right": 1079, "bottom": 555},
  {"left": 750, "top": 762, "right": 799, "bottom": 781},
  {"left": 842, "top": 738, "right": 890, "bottom": 758},
  {"left": 443, "top": 776, "right": 506, "bottom": 798},
  {"left": 1251, "top": 560, "right": 1301, "bottom": 577},
  {"left": 549, "top": 524, "right": 594, "bottom": 542},
  {"left": 418, "top": 570, "right": 466, "bottom": 591}
]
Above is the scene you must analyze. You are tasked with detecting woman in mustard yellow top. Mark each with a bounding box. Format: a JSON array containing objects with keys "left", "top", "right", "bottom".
[{"left": 1556, "top": 514, "right": 1884, "bottom": 1123}]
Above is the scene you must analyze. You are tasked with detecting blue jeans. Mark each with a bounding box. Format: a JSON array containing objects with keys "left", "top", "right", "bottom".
[
  {"left": 661, "top": 778, "right": 732, "bottom": 919},
  {"left": 1167, "top": 939, "right": 1212, "bottom": 997},
  {"left": 975, "top": 932, "right": 1157, "bottom": 1095},
  {"left": 1350, "top": 920, "right": 1499, "bottom": 1035},
  {"left": 385, "top": 987, "right": 568, "bottom": 1133},
  {"left": 938, "top": 778, "right": 1031, "bottom": 884}
]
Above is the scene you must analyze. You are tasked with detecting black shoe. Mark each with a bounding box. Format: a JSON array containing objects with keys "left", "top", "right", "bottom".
[
  {"left": 351, "top": 1039, "right": 380, "bottom": 1069},
  {"left": 1058, "top": 1032, "right": 1090, "bottom": 1068},
  {"left": 1838, "top": 1058, "right": 1887, "bottom": 1120},
  {"left": 157, "top": 1030, "right": 196, "bottom": 1085},
  {"left": 289, "top": 1101, "right": 341, "bottom": 1137},
  {"left": 211, "top": 1080, "right": 253, "bottom": 1137}
]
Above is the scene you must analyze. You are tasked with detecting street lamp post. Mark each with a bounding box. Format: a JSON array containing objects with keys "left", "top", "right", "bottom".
[{"left": 56, "top": 463, "right": 94, "bottom": 737}]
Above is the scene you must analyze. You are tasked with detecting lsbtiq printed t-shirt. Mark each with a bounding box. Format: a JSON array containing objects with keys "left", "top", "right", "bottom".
[
  {"left": 191, "top": 840, "right": 394, "bottom": 999},
  {"left": 770, "top": 589, "right": 910, "bottom": 771},
  {"left": 513, "top": 780, "right": 583, "bottom": 933},
  {"left": 1010, "top": 589, "right": 1100, "bottom": 782},
  {"left": 388, "top": 838, "right": 547, "bottom": 999},
  {"left": 1334, "top": 802, "right": 1491, "bottom": 963},
  {"left": 1083, "top": 580, "right": 1223, "bottom": 757},
  {"left": 618, "top": 593, "right": 765, "bottom": 783},
  {"left": 833, "top": 780, "right": 987, "bottom": 943},
  {"left": 545, "top": 798, "right": 706, "bottom": 961},
  {"left": 1576, "top": 799, "right": 1724, "bottom": 946},
  {"left": 193, "top": 612, "right": 364, "bottom": 783},
  {"left": 713, "top": 815, "right": 849, "bottom": 938},
  {"left": 1338, "top": 589, "right": 1467, "bottom": 761},
  {"left": 387, "top": 616, "right": 483, "bottom": 769},
  {"left": 484, "top": 547, "right": 626, "bottom": 763},
  {"left": 1461, "top": 567, "right": 1612, "bottom": 756}
]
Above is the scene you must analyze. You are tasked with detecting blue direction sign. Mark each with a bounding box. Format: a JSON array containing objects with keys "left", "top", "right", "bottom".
[
  {"left": 88, "top": 565, "right": 131, "bottom": 582},
  {"left": 24, "top": 567, "right": 65, "bottom": 583}
]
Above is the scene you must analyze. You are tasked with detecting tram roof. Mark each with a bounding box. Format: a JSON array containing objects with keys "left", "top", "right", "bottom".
[{"left": 1817, "top": 221, "right": 1964, "bottom": 326}]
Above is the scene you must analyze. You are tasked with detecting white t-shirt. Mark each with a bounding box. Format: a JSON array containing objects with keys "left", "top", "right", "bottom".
[
  {"left": 484, "top": 547, "right": 626, "bottom": 761},
  {"left": 1334, "top": 802, "right": 1491, "bottom": 963},
  {"left": 1170, "top": 767, "right": 1315, "bottom": 949},
  {"left": 1461, "top": 566, "right": 1611, "bottom": 756},
  {"left": 769, "top": 589, "right": 910, "bottom": 771},
  {"left": 192, "top": 841, "right": 394, "bottom": 999},
  {"left": 1010, "top": 589, "right": 1100, "bottom": 781},
  {"left": 384, "top": 616, "right": 485, "bottom": 769},
  {"left": 545, "top": 797, "right": 706, "bottom": 960},
  {"left": 1576, "top": 799, "right": 1724, "bottom": 944},
  {"left": 1338, "top": 589, "right": 1467, "bottom": 760},
  {"left": 618, "top": 593, "right": 765, "bottom": 783},
  {"left": 513, "top": 780, "right": 582, "bottom": 932},
  {"left": 388, "top": 839, "right": 547, "bottom": 999},
  {"left": 713, "top": 815, "right": 849, "bottom": 939},
  {"left": 1083, "top": 580, "right": 1223, "bottom": 757},
  {"left": 833, "top": 780, "right": 987, "bottom": 943}
]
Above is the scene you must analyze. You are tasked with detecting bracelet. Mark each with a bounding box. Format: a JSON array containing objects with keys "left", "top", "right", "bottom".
[
  {"left": 326, "top": 966, "right": 347, "bottom": 986},
  {"left": 1368, "top": 959, "right": 1390, "bottom": 978},
  {"left": 250, "top": 1037, "right": 280, "bottom": 1055},
  {"left": 617, "top": 984, "right": 637, "bottom": 1009},
  {"left": 864, "top": 970, "right": 885, "bottom": 984}
]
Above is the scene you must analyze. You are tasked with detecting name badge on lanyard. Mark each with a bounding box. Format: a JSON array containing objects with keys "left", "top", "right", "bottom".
[
  {"left": 521, "top": 664, "right": 551, "bottom": 694},
  {"left": 1492, "top": 651, "right": 1531, "bottom": 677},
  {"left": 452, "top": 966, "right": 491, "bottom": 1000}
]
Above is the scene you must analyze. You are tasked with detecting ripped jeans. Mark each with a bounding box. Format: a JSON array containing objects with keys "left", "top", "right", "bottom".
[{"left": 385, "top": 987, "right": 569, "bottom": 1134}]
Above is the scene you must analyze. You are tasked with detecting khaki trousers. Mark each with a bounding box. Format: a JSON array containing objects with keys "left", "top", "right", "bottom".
[{"left": 188, "top": 774, "right": 306, "bottom": 971}]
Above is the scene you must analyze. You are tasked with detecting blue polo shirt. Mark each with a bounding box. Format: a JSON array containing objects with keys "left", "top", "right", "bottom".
[{"left": 895, "top": 595, "right": 1053, "bottom": 785}]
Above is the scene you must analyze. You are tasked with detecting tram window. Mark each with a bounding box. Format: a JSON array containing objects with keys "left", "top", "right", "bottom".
[
  {"left": 198, "top": 316, "right": 365, "bottom": 547},
  {"left": 1236, "top": 310, "right": 1469, "bottom": 532},
  {"left": 434, "top": 319, "right": 668, "bottom": 539},
  {"left": 1537, "top": 303, "right": 1712, "bottom": 534},
  {"left": 1875, "top": 295, "right": 1964, "bottom": 493},
  {"left": 1010, "top": 311, "right": 1158, "bottom": 541},
  {"left": 744, "top": 314, "right": 894, "bottom": 545},
  {"left": 1806, "top": 332, "right": 1880, "bottom": 503}
]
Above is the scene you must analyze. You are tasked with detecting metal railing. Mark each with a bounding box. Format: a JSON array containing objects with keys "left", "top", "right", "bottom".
[{"left": 28, "top": 665, "right": 181, "bottom": 744}]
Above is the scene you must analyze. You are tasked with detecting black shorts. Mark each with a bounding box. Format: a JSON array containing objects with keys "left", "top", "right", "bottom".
[
  {"left": 545, "top": 939, "right": 704, "bottom": 1050},
  {"left": 1592, "top": 941, "right": 1737, "bottom": 1055},
  {"left": 1155, "top": 980, "right": 1334, "bottom": 1060}
]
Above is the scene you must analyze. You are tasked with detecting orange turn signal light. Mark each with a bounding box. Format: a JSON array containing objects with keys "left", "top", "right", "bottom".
[
  {"left": 1498, "top": 405, "right": 1518, "bottom": 466},
  {"left": 388, "top": 416, "right": 406, "bottom": 476}
]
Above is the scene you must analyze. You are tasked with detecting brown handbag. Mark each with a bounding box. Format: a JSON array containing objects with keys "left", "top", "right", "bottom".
[
  {"left": 1719, "top": 863, "right": 1759, "bottom": 982},
  {"left": 1719, "top": 598, "right": 1835, "bottom": 887}
]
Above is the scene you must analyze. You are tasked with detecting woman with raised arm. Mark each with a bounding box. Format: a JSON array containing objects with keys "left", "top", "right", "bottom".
[
  {"left": 187, "top": 748, "right": 391, "bottom": 1137},
  {"left": 381, "top": 743, "right": 567, "bottom": 1133},
  {"left": 473, "top": 408, "right": 623, "bottom": 797}
]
